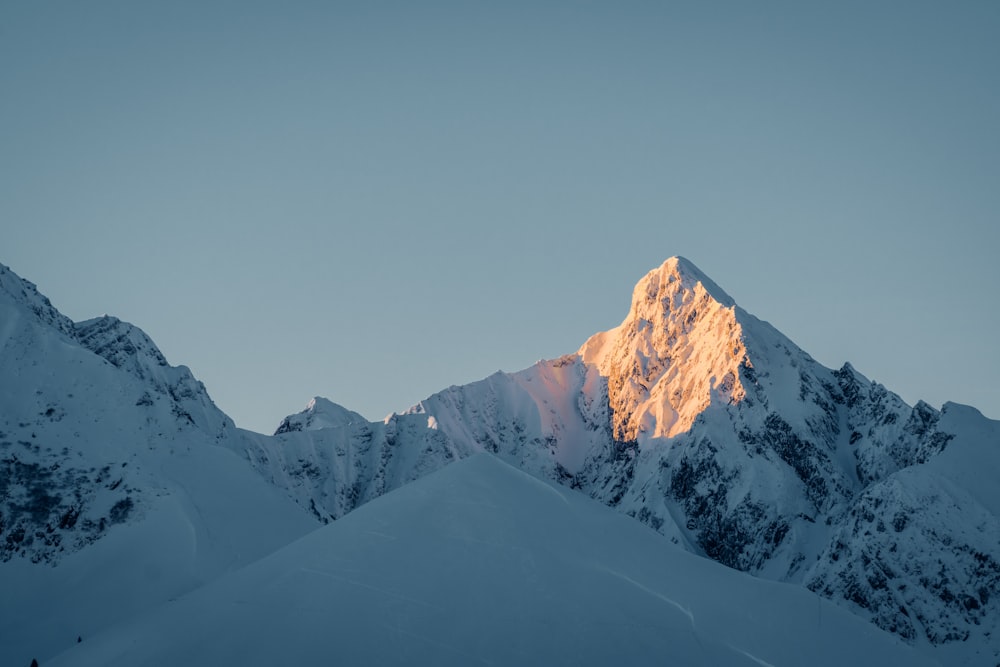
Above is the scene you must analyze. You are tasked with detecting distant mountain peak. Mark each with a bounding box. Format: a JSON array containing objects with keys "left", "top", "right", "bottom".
[{"left": 274, "top": 396, "right": 366, "bottom": 435}]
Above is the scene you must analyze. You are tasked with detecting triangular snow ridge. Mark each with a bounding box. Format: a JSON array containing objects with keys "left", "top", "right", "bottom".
[{"left": 49, "top": 454, "right": 935, "bottom": 667}]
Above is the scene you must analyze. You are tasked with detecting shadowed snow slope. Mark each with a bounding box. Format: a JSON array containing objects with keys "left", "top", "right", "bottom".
[{"left": 49, "top": 454, "right": 936, "bottom": 667}]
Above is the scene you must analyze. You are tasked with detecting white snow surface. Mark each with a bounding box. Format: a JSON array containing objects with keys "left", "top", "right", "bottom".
[{"left": 48, "top": 454, "right": 936, "bottom": 667}]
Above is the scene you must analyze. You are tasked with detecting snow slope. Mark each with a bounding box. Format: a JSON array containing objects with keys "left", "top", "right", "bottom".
[{"left": 48, "top": 454, "right": 937, "bottom": 667}]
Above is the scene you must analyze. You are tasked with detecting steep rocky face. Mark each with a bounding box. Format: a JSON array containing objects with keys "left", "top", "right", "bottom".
[
  {"left": 74, "top": 316, "right": 234, "bottom": 438},
  {"left": 806, "top": 470, "right": 1000, "bottom": 647},
  {"left": 803, "top": 402, "right": 1000, "bottom": 665},
  {"left": 566, "top": 259, "right": 855, "bottom": 571}
]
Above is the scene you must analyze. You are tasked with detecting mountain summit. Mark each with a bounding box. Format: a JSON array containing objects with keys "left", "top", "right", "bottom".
[{"left": 579, "top": 256, "right": 749, "bottom": 440}]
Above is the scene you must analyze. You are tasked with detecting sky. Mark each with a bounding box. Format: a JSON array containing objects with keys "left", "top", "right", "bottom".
[{"left": 3, "top": 1, "right": 998, "bottom": 434}]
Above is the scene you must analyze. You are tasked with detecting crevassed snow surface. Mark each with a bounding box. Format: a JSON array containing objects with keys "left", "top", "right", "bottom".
[{"left": 48, "top": 454, "right": 936, "bottom": 667}]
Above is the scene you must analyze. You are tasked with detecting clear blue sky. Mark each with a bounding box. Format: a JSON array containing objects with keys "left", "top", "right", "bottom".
[{"left": 3, "top": 1, "right": 998, "bottom": 433}]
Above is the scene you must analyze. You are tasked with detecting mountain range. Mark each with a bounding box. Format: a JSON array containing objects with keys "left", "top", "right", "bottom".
[{"left": 1, "top": 257, "right": 996, "bottom": 666}]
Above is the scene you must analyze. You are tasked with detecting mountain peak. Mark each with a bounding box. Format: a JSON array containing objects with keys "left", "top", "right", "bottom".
[
  {"left": 641, "top": 256, "right": 735, "bottom": 309},
  {"left": 74, "top": 315, "right": 170, "bottom": 372},
  {"left": 579, "top": 257, "right": 749, "bottom": 441},
  {"left": 274, "top": 397, "right": 366, "bottom": 435}
]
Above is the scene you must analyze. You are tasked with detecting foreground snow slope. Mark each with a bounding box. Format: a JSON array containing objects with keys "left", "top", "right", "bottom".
[{"left": 49, "top": 454, "right": 937, "bottom": 667}]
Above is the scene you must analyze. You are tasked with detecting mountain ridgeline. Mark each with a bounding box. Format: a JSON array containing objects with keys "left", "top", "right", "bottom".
[{"left": 1, "top": 258, "right": 997, "bottom": 666}]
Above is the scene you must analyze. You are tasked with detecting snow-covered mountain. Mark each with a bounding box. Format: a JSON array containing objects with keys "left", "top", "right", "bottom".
[
  {"left": 234, "top": 258, "right": 1000, "bottom": 666},
  {"left": 2, "top": 257, "right": 998, "bottom": 666}
]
